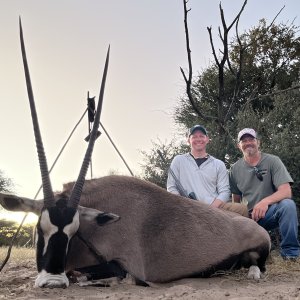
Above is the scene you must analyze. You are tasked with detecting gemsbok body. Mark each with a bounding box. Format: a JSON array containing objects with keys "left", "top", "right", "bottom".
[
  {"left": 0, "top": 19, "right": 271, "bottom": 288},
  {"left": 1, "top": 176, "right": 271, "bottom": 288}
]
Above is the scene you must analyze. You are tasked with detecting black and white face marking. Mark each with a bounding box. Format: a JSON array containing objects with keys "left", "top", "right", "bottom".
[{"left": 35, "top": 198, "right": 79, "bottom": 288}]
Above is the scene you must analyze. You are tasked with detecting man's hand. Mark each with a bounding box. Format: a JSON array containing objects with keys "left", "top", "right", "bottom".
[
  {"left": 251, "top": 200, "right": 269, "bottom": 221},
  {"left": 210, "top": 198, "right": 223, "bottom": 208},
  {"left": 251, "top": 183, "right": 292, "bottom": 221}
]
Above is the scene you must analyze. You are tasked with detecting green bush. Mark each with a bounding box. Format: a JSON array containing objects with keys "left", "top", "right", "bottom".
[{"left": 0, "top": 220, "right": 35, "bottom": 247}]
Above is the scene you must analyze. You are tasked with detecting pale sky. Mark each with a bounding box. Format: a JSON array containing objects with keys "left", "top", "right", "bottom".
[{"left": 0, "top": 0, "right": 299, "bottom": 223}]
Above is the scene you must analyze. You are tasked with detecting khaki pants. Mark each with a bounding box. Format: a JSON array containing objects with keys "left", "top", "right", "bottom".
[{"left": 218, "top": 202, "right": 249, "bottom": 218}]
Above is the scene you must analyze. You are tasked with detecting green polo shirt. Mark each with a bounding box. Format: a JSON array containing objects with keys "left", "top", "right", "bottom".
[{"left": 229, "top": 153, "right": 293, "bottom": 210}]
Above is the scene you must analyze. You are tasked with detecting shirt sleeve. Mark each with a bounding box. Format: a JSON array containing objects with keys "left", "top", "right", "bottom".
[
  {"left": 271, "top": 156, "right": 294, "bottom": 188},
  {"left": 166, "top": 156, "right": 181, "bottom": 196},
  {"left": 215, "top": 162, "right": 231, "bottom": 202}
]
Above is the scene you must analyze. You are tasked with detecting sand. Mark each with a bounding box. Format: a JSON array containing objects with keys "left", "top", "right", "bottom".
[{"left": 0, "top": 252, "right": 300, "bottom": 300}]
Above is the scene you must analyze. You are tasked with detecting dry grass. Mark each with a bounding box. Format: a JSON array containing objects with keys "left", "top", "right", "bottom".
[
  {"left": 214, "top": 250, "right": 300, "bottom": 281},
  {"left": 266, "top": 250, "right": 300, "bottom": 276},
  {"left": 0, "top": 247, "right": 35, "bottom": 264}
]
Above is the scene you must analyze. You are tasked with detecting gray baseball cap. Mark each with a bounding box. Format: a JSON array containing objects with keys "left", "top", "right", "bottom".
[{"left": 237, "top": 128, "right": 257, "bottom": 141}]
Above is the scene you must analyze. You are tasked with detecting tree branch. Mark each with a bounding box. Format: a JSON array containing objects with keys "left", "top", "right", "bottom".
[
  {"left": 224, "top": 4, "right": 285, "bottom": 122},
  {"left": 181, "top": 0, "right": 216, "bottom": 120},
  {"left": 207, "top": 26, "right": 220, "bottom": 67},
  {"left": 258, "top": 84, "right": 300, "bottom": 98}
]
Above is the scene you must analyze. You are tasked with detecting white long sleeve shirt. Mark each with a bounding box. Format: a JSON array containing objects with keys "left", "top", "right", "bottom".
[{"left": 167, "top": 153, "right": 231, "bottom": 205}]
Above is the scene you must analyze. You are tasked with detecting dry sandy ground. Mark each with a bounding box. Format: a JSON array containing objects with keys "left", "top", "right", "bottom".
[{"left": 1, "top": 252, "right": 300, "bottom": 300}]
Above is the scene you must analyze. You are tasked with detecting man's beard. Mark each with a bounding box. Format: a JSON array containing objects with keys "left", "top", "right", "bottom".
[{"left": 244, "top": 146, "right": 257, "bottom": 156}]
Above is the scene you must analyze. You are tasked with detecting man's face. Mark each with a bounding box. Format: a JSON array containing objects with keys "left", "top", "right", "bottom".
[
  {"left": 188, "top": 130, "right": 209, "bottom": 152},
  {"left": 238, "top": 134, "right": 260, "bottom": 156}
]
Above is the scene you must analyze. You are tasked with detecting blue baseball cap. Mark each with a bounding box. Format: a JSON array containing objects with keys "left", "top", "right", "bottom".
[{"left": 188, "top": 125, "right": 207, "bottom": 137}]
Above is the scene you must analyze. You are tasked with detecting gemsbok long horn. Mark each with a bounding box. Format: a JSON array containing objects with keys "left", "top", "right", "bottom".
[
  {"left": 68, "top": 46, "right": 110, "bottom": 208},
  {"left": 19, "top": 17, "right": 55, "bottom": 208}
]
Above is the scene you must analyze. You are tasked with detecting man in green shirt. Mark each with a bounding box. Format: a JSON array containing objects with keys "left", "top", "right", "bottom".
[{"left": 229, "top": 128, "right": 299, "bottom": 260}]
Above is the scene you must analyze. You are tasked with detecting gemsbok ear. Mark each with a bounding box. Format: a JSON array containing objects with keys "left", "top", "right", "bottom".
[
  {"left": 96, "top": 212, "right": 120, "bottom": 226},
  {"left": 78, "top": 206, "right": 120, "bottom": 226},
  {"left": 0, "top": 193, "right": 44, "bottom": 215}
]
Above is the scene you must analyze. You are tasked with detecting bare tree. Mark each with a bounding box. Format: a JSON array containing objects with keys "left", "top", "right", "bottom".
[{"left": 180, "top": 0, "right": 286, "bottom": 143}]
